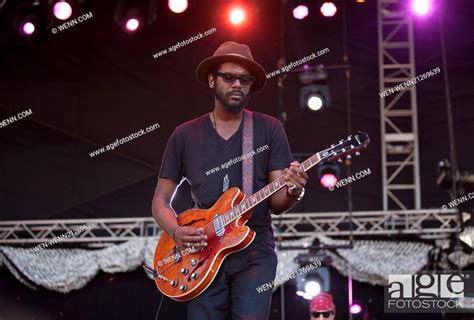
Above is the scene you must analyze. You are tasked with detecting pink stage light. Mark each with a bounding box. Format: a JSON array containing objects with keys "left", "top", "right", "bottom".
[
  {"left": 350, "top": 303, "right": 362, "bottom": 314},
  {"left": 320, "top": 173, "right": 338, "bottom": 189},
  {"left": 293, "top": 5, "right": 309, "bottom": 20},
  {"left": 125, "top": 18, "right": 140, "bottom": 32},
  {"left": 412, "top": 0, "right": 431, "bottom": 16},
  {"left": 53, "top": 1, "right": 72, "bottom": 20},
  {"left": 22, "top": 21, "right": 36, "bottom": 35},
  {"left": 320, "top": 2, "right": 337, "bottom": 17},
  {"left": 168, "top": 0, "right": 188, "bottom": 14}
]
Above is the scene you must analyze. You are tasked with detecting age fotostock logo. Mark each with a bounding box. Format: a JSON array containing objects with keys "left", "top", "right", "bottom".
[{"left": 385, "top": 272, "right": 474, "bottom": 313}]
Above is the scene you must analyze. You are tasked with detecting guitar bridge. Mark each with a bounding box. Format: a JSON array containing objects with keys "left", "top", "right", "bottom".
[{"left": 213, "top": 215, "right": 225, "bottom": 237}]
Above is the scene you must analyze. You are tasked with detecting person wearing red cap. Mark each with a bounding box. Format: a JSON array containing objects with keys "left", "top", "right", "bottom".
[
  {"left": 309, "top": 292, "right": 336, "bottom": 320},
  {"left": 152, "top": 41, "right": 309, "bottom": 319}
]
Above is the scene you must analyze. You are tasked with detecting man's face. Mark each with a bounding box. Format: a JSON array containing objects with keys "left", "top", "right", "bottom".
[
  {"left": 310, "top": 310, "right": 335, "bottom": 320},
  {"left": 208, "top": 62, "right": 253, "bottom": 114}
]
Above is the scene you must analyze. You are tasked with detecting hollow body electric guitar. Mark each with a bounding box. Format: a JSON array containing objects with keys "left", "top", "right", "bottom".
[{"left": 153, "top": 132, "right": 370, "bottom": 301}]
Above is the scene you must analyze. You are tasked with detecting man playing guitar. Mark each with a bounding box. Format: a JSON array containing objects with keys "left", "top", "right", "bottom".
[{"left": 152, "top": 41, "right": 309, "bottom": 320}]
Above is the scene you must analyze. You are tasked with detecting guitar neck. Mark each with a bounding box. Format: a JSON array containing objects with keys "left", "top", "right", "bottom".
[{"left": 222, "top": 152, "right": 323, "bottom": 225}]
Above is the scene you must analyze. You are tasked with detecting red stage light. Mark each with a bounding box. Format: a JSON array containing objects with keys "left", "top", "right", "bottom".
[{"left": 229, "top": 8, "right": 245, "bottom": 25}]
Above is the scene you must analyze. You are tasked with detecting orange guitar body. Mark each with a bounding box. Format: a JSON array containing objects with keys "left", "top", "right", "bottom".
[{"left": 153, "top": 187, "right": 255, "bottom": 301}]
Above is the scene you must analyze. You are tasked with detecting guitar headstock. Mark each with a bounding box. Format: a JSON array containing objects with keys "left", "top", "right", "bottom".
[{"left": 318, "top": 132, "right": 370, "bottom": 162}]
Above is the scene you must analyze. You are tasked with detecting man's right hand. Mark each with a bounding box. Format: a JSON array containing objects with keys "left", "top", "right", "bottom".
[{"left": 173, "top": 226, "right": 208, "bottom": 249}]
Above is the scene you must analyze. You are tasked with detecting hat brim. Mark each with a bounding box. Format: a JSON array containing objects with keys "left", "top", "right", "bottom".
[{"left": 195, "top": 53, "right": 267, "bottom": 92}]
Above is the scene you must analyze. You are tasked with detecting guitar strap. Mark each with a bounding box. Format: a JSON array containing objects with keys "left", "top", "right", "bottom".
[{"left": 242, "top": 109, "right": 254, "bottom": 199}]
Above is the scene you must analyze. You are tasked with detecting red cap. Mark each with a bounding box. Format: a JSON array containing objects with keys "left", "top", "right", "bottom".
[{"left": 309, "top": 292, "right": 335, "bottom": 312}]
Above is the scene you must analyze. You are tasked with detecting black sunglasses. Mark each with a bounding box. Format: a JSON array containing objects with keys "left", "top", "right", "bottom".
[
  {"left": 311, "top": 311, "right": 333, "bottom": 318},
  {"left": 213, "top": 72, "right": 255, "bottom": 86}
]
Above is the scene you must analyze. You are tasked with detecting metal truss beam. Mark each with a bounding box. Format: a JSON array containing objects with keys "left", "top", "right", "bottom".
[
  {"left": 0, "top": 210, "right": 459, "bottom": 245},
  {"left": 378, "top": 0, "right": 422, "bottom": 210}
]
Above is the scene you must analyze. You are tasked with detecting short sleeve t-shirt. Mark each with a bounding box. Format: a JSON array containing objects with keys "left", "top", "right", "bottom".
[{"left": 158, "top": 110, "right": 293, "bottom": 247}]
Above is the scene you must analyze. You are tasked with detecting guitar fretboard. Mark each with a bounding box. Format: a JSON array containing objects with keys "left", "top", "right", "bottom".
[{"left": 221, "top": 152, "right": 322, "bottom": 226}]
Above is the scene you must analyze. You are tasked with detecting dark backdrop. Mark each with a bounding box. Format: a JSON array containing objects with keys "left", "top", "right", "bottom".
[{"left": 1, "top": 0, "right": 473, "bottom": 319}]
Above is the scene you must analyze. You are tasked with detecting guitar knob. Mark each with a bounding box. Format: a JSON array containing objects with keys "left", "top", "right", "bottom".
[
  {"left": 355, "top": 152, "right": 360, "bottom": 156},
  {"left": 180, "top": 268, "right": 189, "bottom": 275},
  {"left": 170, "top": 280, "right": 178, "bottom": 287},
  {"left": 191, "top": 273, "right": 199, "bottom": 280},
  {"left": 338, "top": 159, "right": 343, "bottom": 163},
  {"left": 190, "top": 259, "right": 197, "bottom": 266},
  {"left": 179, "top": 284, "right": 187, "bottom": 291},
  {"left": 346, "top": 155, "right": 352, "bottom": 160}
]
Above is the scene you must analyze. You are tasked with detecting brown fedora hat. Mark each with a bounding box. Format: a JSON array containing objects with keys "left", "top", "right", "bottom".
[{"left": 195, "top": 41, "right": 267, "bottom": 91}]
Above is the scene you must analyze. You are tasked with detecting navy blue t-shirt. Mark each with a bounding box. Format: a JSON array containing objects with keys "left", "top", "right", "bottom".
[{"left": 158, "top": 110, "right": 292, "bottom": 247}]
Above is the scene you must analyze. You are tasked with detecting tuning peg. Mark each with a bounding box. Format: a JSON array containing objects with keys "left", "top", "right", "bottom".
[
  {"left": 338, "top": 159, "right": 343, "bottom": 163},
  {"left": 346, "top": 155, "right": 352, "bottom": 160},
  {"left": 355, "top": 152, "right": 360, "bottom": 156},
  {"left": 331, "top": 144, "right": 335, "bottom": 148}
]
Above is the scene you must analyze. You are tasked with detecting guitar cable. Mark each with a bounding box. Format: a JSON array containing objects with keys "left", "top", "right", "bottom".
[
  {"left": 153, "top": 293, "right": 164, "bottom": 320},
  {"left": 142, "top": 264, "right": 165, "bottom": 320}
]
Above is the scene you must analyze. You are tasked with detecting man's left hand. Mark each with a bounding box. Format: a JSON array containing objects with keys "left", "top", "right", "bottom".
[{"left": 283, "top": 160, "right": 309, "bottom": 198}]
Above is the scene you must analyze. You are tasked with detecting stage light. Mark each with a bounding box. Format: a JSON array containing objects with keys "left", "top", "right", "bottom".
[
  {"left": 125, "top": 18, "right": 140, "bottom": 32},
  {"left": 299, "top": 67, "right": 331, "bottom": 112},
  {"left": 296, "top": 266, "right": 330, "bottom": 300},
  {"left": 53, "top": 1, "right": 72, "bottom": 20},
  {"left": 15, "top": 1, "right": 52, "bottom": 37},
  {"left": 293, "top": 5, "right": 309, "bottom": 20},
  {"left": 300, "top": 85, "right": 331, "bottom": 112},
  {"left": 307, "top": 94, "right": 324, "bottom": 111},
  {"left": 320, "top": 1, "right": 337, "bottom": 17},
  {"left": 412, "top": 0, "right": 431, "bottom": 16},
  {"left": 350, "top": 303, "right": 362, "bottom": 314},
  {"left": 115, "top": 0, "right": 156, "bottom": 33},
  {"left": 21, "top": 21, "right": 36, "bottom": 35},
  {"left": 168, "top": 0, "right": 188, "bottom": 14},
  {"left": 318, "top": 162, "right": 339, "bottom": 190},
  {"left": 229, "top": 8, "right": 245, "bottom": 25}
]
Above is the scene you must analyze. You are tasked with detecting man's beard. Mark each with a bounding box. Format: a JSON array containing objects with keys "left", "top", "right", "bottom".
[{"left": 212, "top": 86, "right": 250, "bottom": 114}]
